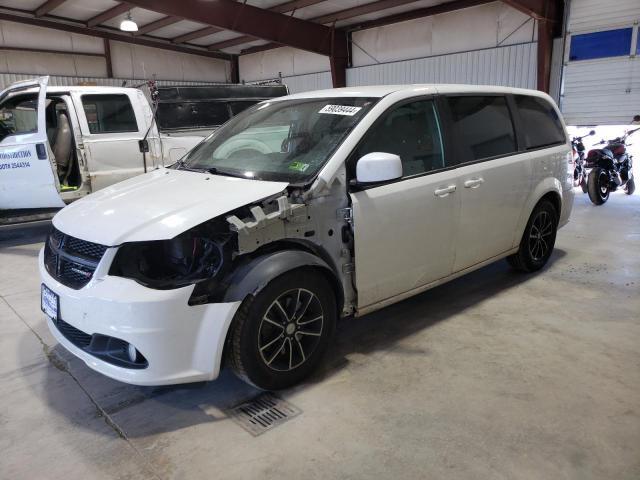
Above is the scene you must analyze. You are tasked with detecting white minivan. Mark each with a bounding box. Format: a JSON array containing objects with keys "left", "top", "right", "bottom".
[{"left": 39, "top": 85, "right": 574, "bottom": 390}]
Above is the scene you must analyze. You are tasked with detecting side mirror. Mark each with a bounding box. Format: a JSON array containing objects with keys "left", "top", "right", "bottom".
[
  {"left": 356, "top": 152, "right": 402, "bottom": 184},
  {"left": 589, "top": 130, "right": 596, "bottom": 136}
]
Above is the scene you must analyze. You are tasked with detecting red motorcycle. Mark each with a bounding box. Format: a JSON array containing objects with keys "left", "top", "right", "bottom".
[{"left": 585, "top": 128, "right": 637, "bottom": 205}]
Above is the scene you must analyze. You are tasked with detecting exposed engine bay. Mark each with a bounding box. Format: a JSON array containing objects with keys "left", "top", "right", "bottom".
[{"left": 107, "top": 172, "right": 357, "bottom": 316}]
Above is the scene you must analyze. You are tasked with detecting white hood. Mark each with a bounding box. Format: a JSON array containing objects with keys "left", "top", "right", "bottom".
[{"left": 53, "top": 168, "right": 288, "bottom": 245}]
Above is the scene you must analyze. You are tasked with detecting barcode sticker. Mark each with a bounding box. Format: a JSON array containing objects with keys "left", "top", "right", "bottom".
[{"left": 318, "top": 105, "right": 362, "bottom": 116}]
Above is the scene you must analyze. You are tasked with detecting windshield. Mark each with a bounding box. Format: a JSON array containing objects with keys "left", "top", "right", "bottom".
[
  {"left": 180, "top": 97, "right": 378, "bottom": 183},
  {"left": 0, "top": 94, "right": 38, "bottom": 142}
]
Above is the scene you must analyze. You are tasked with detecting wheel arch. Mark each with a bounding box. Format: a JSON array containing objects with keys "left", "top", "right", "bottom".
[
  {"left": 222, "top": 248, "right": 344, "bottom": 314},
  {"left": 539, "top": 190, "right": 562, "bottom": 217},
  {"left": 513, "top": 178, "right": 563, "bottom": 248}
]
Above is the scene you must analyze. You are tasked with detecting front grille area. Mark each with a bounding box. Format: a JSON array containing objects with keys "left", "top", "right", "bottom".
[
  {"left": 55, "top": 318, "right": 92, "bottom": 348},
  {"left": 44, "top": 228, "right": 109, "bottom": 289}
]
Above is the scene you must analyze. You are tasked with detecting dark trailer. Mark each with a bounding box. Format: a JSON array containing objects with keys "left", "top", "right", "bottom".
[{"left": 155, "top": 84, "right": 289, "bottom": 133}]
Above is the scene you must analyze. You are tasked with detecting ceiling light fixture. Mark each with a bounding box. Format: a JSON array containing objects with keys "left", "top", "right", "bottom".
[{"left": 120, "top": 11, "right": 138, "bottom": 32}]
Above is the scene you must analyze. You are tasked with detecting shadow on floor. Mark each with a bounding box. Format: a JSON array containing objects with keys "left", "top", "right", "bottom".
[{"left": 28, "top": 249, "right": 566, "bottom": 438}]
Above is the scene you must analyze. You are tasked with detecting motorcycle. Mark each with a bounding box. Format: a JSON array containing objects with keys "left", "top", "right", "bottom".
[
  {"left": 585, "top": 127, "right": 638, "bottom": 205},
  {"left": 571, "top": 129, "right": 595, "bottom": 193}
]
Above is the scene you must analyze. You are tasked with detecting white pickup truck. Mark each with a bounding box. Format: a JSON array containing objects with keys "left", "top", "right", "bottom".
[{"left": 0, "top": 76, "right": 287, "bottom": 225}]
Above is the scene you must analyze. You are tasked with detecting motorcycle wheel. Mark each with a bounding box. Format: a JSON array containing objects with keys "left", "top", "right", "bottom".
[
  {"left": 624, "top": 177, "right": 635, "bottom": 195},
  {"left": 587, "top": 168, "right": 610, "bottom": 205},
  {"left": 580, "top": 176, "right": 588, "bottom": 193}
]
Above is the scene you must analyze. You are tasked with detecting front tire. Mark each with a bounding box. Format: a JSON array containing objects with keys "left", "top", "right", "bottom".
[
  {"left": 507, "top": 199, "right": 558, "bottom": 273},
  {"left": 624, "top": 177, "right": 635, "bottom": 195},
  {"left": 587, "top": 168, "right": 609, "bottom": 205},
  {"left": 226, "top": 269, "right": 336, "bottom": 390}
]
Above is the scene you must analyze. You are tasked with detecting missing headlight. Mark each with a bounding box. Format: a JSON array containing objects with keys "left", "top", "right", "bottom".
[{"left": 110, "top": 233, "right": 230, "bottom": 290}]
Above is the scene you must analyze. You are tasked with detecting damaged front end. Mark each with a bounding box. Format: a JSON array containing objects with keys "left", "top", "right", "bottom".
[
  {"left": 109, "top": 181, "right": 355, "bottom": 315},
  {"left": 109, "top": 216, "right": 235, "bottom": 291}
]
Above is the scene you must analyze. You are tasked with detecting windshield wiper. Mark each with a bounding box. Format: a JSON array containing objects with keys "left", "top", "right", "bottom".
[
  {"left": 206, "top": 167, "right": 245, "bottom": 178},
  {"left": 174, "top": 159, "right": 204, "bottom": 172}
]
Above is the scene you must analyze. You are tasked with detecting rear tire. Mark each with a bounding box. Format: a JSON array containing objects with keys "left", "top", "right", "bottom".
[
  {"left": 507, "top": 199, "right": 558, "bottom": 273},
  {"left": 587, "top": 168, "right": 609, "bottom": 205},
  {"left": 226, "top": 269, "right": 336, "bottom": 390},
  {"left": 624, "top": 177, "right": 635, "bottom": 195}
]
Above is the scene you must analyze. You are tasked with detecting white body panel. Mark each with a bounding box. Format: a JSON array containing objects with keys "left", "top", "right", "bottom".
[
  {"left": 453, "top": 151, "right": 532, "bottom": 270},
  {"left": 351, "top": 168, "right": 460, "bottom": 308},
  {"left": 0, "top": 76, "right": 65, "bottom": 209},
  {"left": 40, "top": 84, "right": 574, "bottom": 386}
]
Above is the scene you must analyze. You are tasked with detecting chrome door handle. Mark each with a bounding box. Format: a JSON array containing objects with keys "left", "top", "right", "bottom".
[
  {"left": 434, "top": 185, "right": 456, "bottom": 197},
  {"left": 464, "top": 178, "right": 484, "bottom": 188}
]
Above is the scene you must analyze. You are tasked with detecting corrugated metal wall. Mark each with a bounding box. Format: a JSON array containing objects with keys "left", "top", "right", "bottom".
[
  {"left": 347, "top": 42, "right": 537, "bottom": 89},
  {"left": 281, "top": 42, "right": 537, "bottom": 95},
  {"left": 281, "top": 71, "right": 332, "bottom": 94},
  {"left": 0, "top": 72, "right": 228, "bottom": 90},
  {"left": 560, "top": 0, "right": 640, "bottom": 125}
]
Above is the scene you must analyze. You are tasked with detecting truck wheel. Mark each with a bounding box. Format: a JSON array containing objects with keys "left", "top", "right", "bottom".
[
  {"left": 226, "top": 269, "right": 336, "bottom": 390},
  {"left": 507, "top": 199, "right": 558, "bottom": 273},
  {"left": 587, "top": 168, "right": 609, "bottom": 205},
  {"left": 624, "top": 178, "right": 635, "bottom": 195}
]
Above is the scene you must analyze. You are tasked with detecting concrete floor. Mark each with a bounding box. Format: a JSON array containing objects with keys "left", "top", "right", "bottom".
[{"left": 1, "top": 191, "right": 638, "bottom": 480}]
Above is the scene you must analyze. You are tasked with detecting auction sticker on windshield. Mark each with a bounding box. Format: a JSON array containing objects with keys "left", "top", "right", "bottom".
[{"left": 318, "top": 105, "right": 362, "bottom": 116}]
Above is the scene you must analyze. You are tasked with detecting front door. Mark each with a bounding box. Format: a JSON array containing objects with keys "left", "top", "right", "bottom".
[
  {"left": 349, "top": 98, "right": 460, "bottom": 309},
  {"left": 0, "top": 76, "right": 64, "bottom": 209}
]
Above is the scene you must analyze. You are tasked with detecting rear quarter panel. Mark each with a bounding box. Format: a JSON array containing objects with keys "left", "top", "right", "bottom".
[{"left": 513, "top": 143, "right": 573, "bottom": 246}]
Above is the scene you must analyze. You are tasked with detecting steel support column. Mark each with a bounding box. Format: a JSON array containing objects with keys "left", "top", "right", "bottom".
[
  {"left": 536, "top": 18, "right": 554, "bottom": 93},
  {"left": 230, "top": 55, "right": 240, "bottom": 84},
  {"left": 330, "top": 30, "right": 349, "bottom": 88},
  {"left": 103, "top": 38, "right": 113, "bottom": 78}
]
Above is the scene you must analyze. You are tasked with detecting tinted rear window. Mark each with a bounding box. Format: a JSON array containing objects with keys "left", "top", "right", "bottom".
[
  {"left": 81, "top": 94, "right": 138, "bottom": 134},
  {"left": 157, "top": 101, "right": 230, "bottom": 130},
  {"left": 446, "top": 96, "right": 516, "bottom": 163},
  {"left": 514, "top": 95, "right": 566, "bottom": 149}
]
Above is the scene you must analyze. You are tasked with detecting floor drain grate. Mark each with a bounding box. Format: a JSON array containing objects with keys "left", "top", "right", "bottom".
[{"left": 228, "top": 393, "right": 301, "bottom": 436}]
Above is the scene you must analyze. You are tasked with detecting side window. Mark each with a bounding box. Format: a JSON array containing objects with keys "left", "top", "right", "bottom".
[
  {"left": 446, "top": 96, "right": 516, "bottom": 163},
  {"left": 81, "top": 94, "right": 138, "bottom": 134},
  {"left": 0, "top": 94, "right": 38, "bottom": 139},
  {"left": 156, "top": 101, "right": 230, "bottom": 130},
  {"left": 354, "top": 99, "right": 444, "bottom": 177},
  {"left": 514, "top": 95, "right": 566, "bottom": 149}
]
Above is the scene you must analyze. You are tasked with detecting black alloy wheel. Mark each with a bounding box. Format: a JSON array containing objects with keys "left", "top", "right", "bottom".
[
  {"left": 507, "top": 199, "right": 558, "bottom": 273},
  {"left": 527, "top": 209, "right": 554, "bottom": 262},
  {"left": 226, "top": 269, "right": 336, "bottom": 390},
  {"left": 258, "top": 288, "right": 324, "bottom": 372}
]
